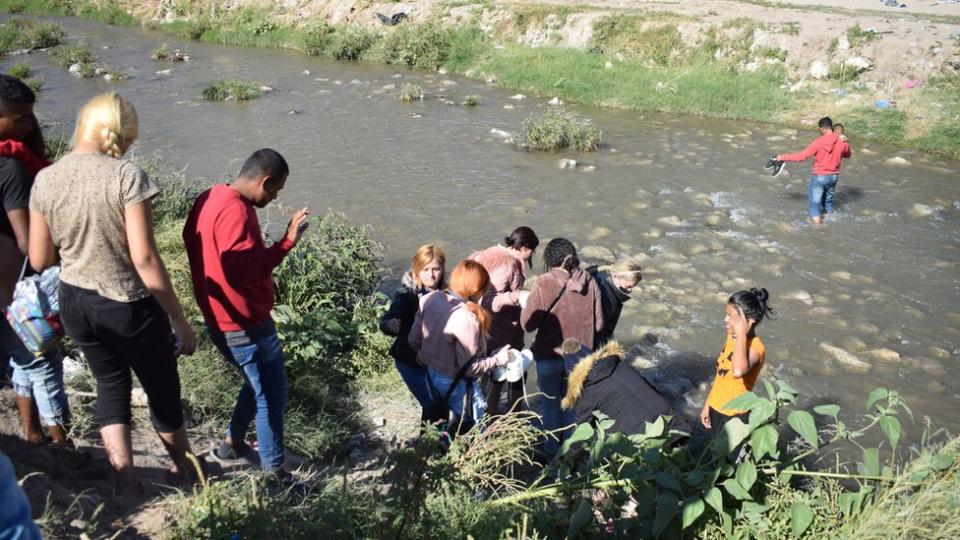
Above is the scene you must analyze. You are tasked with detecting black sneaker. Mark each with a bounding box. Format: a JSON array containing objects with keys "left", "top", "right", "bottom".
[
  {"left": 763, "top": 156, "right": 778, "bottom": 170},
  {"left": 770, "top": 160, "right": 786, "bottom": 177}
]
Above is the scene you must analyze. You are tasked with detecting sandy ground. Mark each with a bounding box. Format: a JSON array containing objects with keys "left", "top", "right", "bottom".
[{"left": 769, "top": 0, "right": 960, "bottom": 16}]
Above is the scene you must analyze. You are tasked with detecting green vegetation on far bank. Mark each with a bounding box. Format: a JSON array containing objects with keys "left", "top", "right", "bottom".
[{"left": 2, "top": 1, "right": 958, "bottom": 158}]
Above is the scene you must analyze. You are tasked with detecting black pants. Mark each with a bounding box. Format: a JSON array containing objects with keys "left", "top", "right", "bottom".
[{"left": 59, "top": 282, "right": 184, "bottom": 432}]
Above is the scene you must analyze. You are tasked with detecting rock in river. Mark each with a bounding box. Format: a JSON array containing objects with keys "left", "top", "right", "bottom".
[{"left": 820, "top": 343, "right": 871, "bottom": 372}]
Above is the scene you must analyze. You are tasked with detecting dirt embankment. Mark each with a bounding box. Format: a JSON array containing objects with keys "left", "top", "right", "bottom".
[{"left": 129, "top": 0, "right": 960, "bottom": 88}]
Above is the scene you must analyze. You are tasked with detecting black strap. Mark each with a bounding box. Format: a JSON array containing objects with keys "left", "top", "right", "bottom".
[
  {"left": 535, "top": 282, "right": 568, "bottom": 331},
  {"left": 434, "top": 356, "right": 479, "bottom": 403}
]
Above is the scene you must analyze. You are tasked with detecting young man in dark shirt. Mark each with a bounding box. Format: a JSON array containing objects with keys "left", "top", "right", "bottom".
[{"left": 0, "top": 74, "right": 69, "bottom": 445}]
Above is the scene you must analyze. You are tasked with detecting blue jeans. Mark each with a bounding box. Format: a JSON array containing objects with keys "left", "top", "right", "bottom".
[
  {"left": 209, "top": 321, "right": 288, "bottom": 472},
  {"left": 536, "top": 358, "right": 574, "bottom": 455},
  {"left": 0, "top": 451, "right": 42, "bottom": 540},
  {"left": 427, "top": 367, "right": 485, "bottom": 421},
  {"left": 808, "top": 174, "right": 839, "bottom": 218},
  {"left": 395, "top": 360, "right": 431, "bottom": 407},
  {"left": 1, "top": 321, "right": 70, "bottom": 427}
]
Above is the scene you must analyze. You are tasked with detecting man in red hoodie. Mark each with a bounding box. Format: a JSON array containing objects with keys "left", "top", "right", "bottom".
[
  {"left": 773, "top": 116, "right": 851, "bottom": 225},
  {"left": 183, "top": 149, "right": 309, "bottom": 478}
]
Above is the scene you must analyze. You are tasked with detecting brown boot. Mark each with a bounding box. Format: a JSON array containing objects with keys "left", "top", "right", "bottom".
[{"left": 15, "top": 395, "right": 45, "bottom": 444}]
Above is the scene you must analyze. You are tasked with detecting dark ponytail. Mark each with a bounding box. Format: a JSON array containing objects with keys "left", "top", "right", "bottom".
[
  {"left": 543, "top": 238, "right": 580, "bottom": 273},
  {"left": 504, "top": 226, "right": 540, "bottom": 251},
  {"left": 728, "top": 288, "right": 774, "bottom": 326}
]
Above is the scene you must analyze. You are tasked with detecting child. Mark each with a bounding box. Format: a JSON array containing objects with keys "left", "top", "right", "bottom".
[{"left": 700, "top": 288, "right": 772, "bottom": 437}]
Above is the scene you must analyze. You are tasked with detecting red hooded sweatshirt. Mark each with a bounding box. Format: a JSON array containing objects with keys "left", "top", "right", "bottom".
[{"left": 779, "top": 131, "right": 850, "bottom": 175}]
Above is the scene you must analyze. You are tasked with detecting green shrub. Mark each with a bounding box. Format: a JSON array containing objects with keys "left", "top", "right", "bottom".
[
  {"left": 397, "top": 83, "right": 424, "bottom": 102},
  {"left": 274, "top": 213, "right": 382, "bottom": 315},
  {"left": 847, "top": 24, "right": 878, "bottom": 46},
  {"left": 591, "top": 15, "right": 685, "bottom": 66},
  {"left": 520, "top": 108, "right": 602, "bottom": 151},
  {"left": 6, "top": 61, "right": 30, "bottom": 78},
  {"left": 42, "top": 132, "right": 68, "bottom": 161},
  {"left": 380, "top": 23, "right": 452, "bottom": 71},
  {"left": 76, "top": 0, "right": 135, "bottom": 26},
  {"left": 461, "top": 94, "right": 481, "bottom": 106},
  {"left": 328, "top": 26, "right": 378, "bottom": 61},
  {"left": 760, "top": 47, "right": 788, "bottom": 62},
  {"left": 49, "top": 42, "right": 95, "bottom": 69},
  {"left": 201, "top": 79, "right": 263, "bottom": 101},
  {"left": 150, "top": 43, "right": 170, "bottom": 61},
  {"left": 0, "top": 18, "right": 65, "bottom": 53},
  {"left": 300, "top": 23, "right": 333, "bottom": 56},
  {"left": 23, "top": 77, "right": 42, "bottom": 93}
]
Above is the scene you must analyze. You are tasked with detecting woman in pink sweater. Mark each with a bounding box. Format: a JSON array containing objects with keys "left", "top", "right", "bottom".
[
  {"left": 470, "top": 226, "right": 539, "bottom": 415},
  {"left": 408, "top": 260, "right": 512, "bottom": 423}
]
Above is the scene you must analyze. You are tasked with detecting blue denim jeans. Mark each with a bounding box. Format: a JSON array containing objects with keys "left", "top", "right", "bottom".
[
  {"left": 395, "top": 360, "right": 431, "bottom": 407},
  {"left": 208, "top": 320, "right": 288, "bottom": 472},
  {"left": 536, "top": 358, "right": 574, "bottom": 455},
  {"left": 808, "top": 174, "right": 839, "bottom": 218},
  {"left": 0, "top": 451, "right": 42, "bottom": 540},
  {"left": 427, "top": 367, "right": 485, "bottom": 421},
  {"left": 1, "top": 321, "right": 70, "bottom": 427}
]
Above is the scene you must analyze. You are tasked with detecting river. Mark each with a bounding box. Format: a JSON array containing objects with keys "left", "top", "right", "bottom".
[{"left": 6, "top": 17, "right": 959, "bottom": 443}]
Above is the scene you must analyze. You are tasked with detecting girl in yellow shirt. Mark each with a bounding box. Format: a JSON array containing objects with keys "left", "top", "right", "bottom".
[{"left": 701, "top": 288, "right": 773, "bottom": 436}]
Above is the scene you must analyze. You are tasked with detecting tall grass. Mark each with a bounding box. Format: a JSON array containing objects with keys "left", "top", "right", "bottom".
[
  {"left": 520, "top": 108, "right": 602, "bottom": 151},
  {"left": 0, "top": 17, "right": 64, "bottom": 53},
  {"left": 201, "top": 79, "right": 263, "bottom": 101}
]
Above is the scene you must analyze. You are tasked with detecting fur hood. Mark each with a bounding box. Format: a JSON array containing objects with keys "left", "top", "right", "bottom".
[{"left": 562, "top": 341, "right": 625, "bottom": 409}]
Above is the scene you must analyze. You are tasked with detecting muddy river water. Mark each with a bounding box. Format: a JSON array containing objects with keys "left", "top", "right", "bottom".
[{"left": 6, "top": 17, "right": 959, "bottom": 443}]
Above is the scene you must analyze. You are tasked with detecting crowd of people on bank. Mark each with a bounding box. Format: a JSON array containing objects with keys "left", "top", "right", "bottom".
[{"left": 1, "top": 81, "right": 778, "bottom": 497}]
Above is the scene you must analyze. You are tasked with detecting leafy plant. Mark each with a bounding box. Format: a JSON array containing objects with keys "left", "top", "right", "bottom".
[
  {"left": 328, "top": 26, "right": 378, "bottom": 61},
  {"left": 201, "top": 79, "right": 263, "bottom": 101},
  {"left": 49, "top": 42, "right": 95, "bottom": 69},
  {"left": 0, "top": 18, "right": 65, "bottom": 53},
  {"left": 6, "top": 61, "right": 30, "bottom": 78},
  {"left": 380, "top": 23, "right": 452, "bottom": 71},
  {"left": 520, "top": 108, "right": 602, "bottom": 151},
  {"left": 491, "top": 381, "right": 914, "bottom": 538},
  {"left": 461, "top": 94, "right": 481, "bottom": 106},
  {"left": 299, "top": 22, "right": 333, "bottom": 56},
  {"left": 397, "top": 83, "right": 424, "bottom": 102}
]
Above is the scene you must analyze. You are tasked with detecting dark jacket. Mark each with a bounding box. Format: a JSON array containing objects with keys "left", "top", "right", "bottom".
[
  {"left": 380, "top": 272, "right": 426, "bottom": 364},
  {"left": 521, "top": 267, "right": 603, "bottom": 360},
  {"left": 588, "top": 267, "right": 631, "bottom": 345},
  {"left": 562, "top": 341, "right": 681, "bottom": 435}
]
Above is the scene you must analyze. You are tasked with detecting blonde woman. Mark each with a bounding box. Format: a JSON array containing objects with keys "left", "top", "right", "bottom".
[
  {"left": 588, "top": 257, "right": 642, "bottom": 345},
  {"left": 380, "top": 244, "right": 446, "bottom": 413},
  {"left": 28, "top": 92, "right": 200, "bottom": 493}
]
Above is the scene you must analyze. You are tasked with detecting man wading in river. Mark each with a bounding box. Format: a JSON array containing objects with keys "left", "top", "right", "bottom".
[
  {"left": 183, "top": 149, "right": 309, "bottom": 481},
  {"left": 769, "top": 116, "right": 851, "bottom": 225}
]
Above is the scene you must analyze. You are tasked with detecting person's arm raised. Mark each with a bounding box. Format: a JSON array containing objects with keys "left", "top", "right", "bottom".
[{"left": 125, "top": 200, "right": 196, "bottom": 355}]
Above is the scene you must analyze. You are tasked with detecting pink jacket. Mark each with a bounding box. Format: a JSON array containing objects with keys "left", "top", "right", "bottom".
[
  {"left": 470, "top": 244, "right": 526, "bottom": 349},
  {"left": 408, "top": 291, "right": 503, "bottom": 378},
  {"left": 779, "top": 131, "right": 850, "bottom": 175}
]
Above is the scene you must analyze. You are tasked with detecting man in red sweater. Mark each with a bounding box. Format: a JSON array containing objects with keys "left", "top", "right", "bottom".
[
  {"left": 772, "top": 116, "right": 851, "bottom": 225},
  {"left": 183, "top": 149, "right": 309, "bottom": 477}
]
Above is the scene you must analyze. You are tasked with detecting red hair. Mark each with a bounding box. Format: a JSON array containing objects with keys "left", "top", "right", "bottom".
[{"left": 448, "top": 260, "right": 491, "bottom": 333}]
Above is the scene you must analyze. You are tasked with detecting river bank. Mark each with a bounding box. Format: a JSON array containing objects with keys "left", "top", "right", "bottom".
[{"left": 1, "top": 0, "right": 959, "bottom": 158}]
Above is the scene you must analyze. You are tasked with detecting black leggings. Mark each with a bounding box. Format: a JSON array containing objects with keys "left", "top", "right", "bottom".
[
  {"left": 59, "top": 282, "right": 184, "bottom": 432},
  {"left": 709, "top": 407, "right": 750, "bottom": 462}
]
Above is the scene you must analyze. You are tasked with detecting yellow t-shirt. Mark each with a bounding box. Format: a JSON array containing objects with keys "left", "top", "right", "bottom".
[{"left": 706, "top": 333, "right": 766, "bottom": 416}]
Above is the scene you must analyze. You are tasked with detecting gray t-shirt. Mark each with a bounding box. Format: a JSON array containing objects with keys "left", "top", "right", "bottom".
[{"left": 30, "top": 153, "right": 160, "bottom": 302}]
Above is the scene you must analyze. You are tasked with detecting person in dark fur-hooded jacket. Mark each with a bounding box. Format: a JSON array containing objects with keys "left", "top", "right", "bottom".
[{"left": 562, "top": 340, "right": 689, "bottom": 435}]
